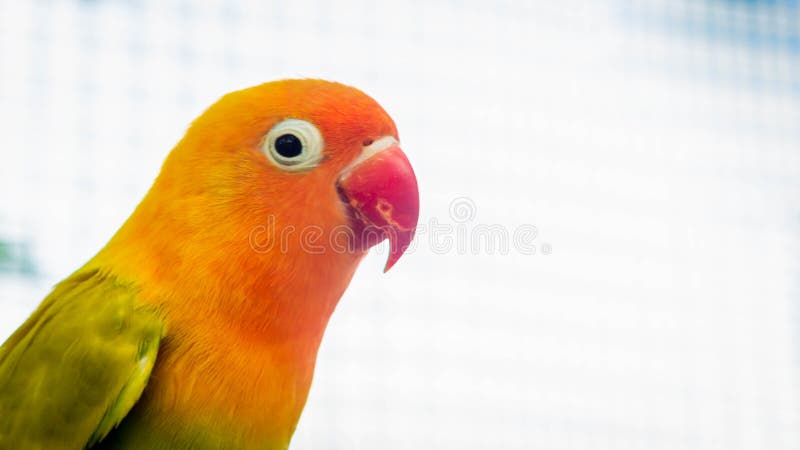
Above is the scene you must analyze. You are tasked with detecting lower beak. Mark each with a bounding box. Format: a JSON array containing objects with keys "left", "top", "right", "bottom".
[{"left": 337, "top": 140, "right": 419, "bottom": 272}]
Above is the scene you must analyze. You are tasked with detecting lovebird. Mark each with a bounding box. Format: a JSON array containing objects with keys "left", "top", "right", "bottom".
[{"left": 0, "top": 79, "right": 419, "bottom": 449}]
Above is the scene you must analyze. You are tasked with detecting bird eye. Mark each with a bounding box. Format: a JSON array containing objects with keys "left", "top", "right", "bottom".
[
  {"left": 262, "top": 119, "right": 324, "bottom": 171},
  {"left": 274, "top": 134, "right": 303, "bottom": 158}
]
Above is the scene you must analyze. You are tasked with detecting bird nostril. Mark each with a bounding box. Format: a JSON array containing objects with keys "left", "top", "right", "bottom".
[{"left": 362, "top": 138, "right": 374, "bottom": 147}]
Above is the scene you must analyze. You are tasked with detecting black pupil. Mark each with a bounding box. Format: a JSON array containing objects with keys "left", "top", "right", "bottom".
[{"left": 274, "top": 134, "right": 303, "bottom": 158}]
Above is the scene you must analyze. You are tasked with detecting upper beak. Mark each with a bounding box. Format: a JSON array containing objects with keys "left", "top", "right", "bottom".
[{"left": 337, "top": 137, "right": 419, "bottom": 272}]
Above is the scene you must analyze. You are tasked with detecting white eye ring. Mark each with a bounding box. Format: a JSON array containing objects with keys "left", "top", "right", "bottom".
[{"left": 262, "top": 119, "right": 324, "bottom": 172}]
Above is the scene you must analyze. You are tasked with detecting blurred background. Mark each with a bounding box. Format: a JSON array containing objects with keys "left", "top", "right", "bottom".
[{"left": 1, "top": 0, "right": 799, "bottom": 449}]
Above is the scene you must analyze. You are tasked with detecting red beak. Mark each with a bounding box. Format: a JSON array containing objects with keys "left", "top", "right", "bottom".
[{"left": 337, "top": 140, "right": 419, "bottom": 272}]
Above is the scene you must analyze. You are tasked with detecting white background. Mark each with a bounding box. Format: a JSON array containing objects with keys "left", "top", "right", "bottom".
[{"left": 1, "top": 1, "right": 799, "bottom": 449}]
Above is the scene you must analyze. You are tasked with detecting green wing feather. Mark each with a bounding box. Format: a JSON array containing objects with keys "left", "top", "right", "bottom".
[{"left": 0, "top": 270, "right": 163, "bottom": 449}]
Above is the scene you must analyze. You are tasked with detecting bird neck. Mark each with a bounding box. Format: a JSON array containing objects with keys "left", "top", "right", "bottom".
[{"left": 85, "top": 179, "right": 365, "bottom": 447}]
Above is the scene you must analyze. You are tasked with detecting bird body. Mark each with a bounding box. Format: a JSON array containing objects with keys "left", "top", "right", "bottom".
[{"left": 0, "top": 79, "right": 419, "bottom": 449}]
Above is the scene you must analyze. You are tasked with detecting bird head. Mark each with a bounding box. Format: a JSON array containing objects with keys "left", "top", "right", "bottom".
[{"left": 153, "top": 79, "right": 419, "bottom": 273}]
